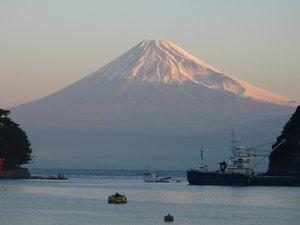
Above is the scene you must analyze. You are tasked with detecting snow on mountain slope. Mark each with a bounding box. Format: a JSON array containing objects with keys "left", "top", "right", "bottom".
[{"left": 71, "top": 40, "right": 296, "bottom": 106}]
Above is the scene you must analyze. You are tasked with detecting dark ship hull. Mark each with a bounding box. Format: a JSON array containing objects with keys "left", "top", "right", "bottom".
[
  {"left": 187, "top": 170, "right": 251, "bottom": 186},
  {"left": 187, "top": 170, "right": 300, "bottom": 186}
]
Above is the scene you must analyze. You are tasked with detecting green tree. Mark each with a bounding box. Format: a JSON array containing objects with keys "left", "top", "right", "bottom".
[{"left": 0, "top": 109, "right": 32, "bottom": 170}]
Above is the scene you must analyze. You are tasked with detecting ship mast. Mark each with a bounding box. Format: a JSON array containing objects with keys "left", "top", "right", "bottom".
[
  {"left": 200, "top": 144, "right": 204, "bottom": 162},
  {"left": 198, "top": 144, "right": 208, "bottom": 172}
]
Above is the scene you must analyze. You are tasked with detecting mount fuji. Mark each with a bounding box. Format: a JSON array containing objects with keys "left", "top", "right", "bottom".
[{"left": 11, "top": 40, "right": 298, "bottom": 170}]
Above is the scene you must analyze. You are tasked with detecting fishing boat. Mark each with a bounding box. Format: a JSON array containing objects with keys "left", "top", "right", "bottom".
[{"left": 187, "top": 134, "right": 300, "bottom": 186}]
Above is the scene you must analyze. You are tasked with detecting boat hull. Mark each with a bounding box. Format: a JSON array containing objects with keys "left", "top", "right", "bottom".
[
  {"left": 144, "top": 176, "right": 172, "bottom": 183},
  {"left": 187, "top": 170, "right": 251, "bottom": 186},
  {"left": 187, "top": 170, "right": 300, "bottom": 186}
]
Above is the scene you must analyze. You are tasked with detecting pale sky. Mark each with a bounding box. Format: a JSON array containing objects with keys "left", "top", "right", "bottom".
[{"left": 1, "top": 0, "right": 299, "bottom": 108}]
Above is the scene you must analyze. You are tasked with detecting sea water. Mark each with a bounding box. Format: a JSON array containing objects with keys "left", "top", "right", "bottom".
[{"left": 1, "top": 169, "right": 300, "bottom": 225}]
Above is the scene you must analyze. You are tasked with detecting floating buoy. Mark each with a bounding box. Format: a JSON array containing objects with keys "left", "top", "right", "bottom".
[
  {"left": 164, "top": 214, "right": 174, "bottom": 222},
  {"left": 108, "top": 193, "right": 127, "bottom": 204}
]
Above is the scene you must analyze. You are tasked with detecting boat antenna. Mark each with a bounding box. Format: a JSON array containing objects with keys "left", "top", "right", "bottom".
[
  {"left": 199, "top": 144, "right": 208, "bottom": 169},
  {"left": 200, "top": 144, "right": 204, "bottom": 159}
]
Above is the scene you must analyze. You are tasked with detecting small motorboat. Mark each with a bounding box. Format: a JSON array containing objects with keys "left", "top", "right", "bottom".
[
  {"left": 144, "top": 171, "right": 172, "bottom": 183},
  {"left": 108, "top": 193, "right": 127, "bottom": 204}
]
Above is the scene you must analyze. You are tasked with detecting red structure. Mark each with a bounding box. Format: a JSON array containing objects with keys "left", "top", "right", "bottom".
[{"left": 0, "top": 158, "right": 5, "bottom": 177}]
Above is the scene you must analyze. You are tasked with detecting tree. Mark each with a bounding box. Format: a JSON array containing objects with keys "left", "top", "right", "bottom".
[
  {"left": 0, "top": 109, "right": 32, "bottom": 170},
  {"left": 268, "top": 106, "right": 300, "bottom": 176}
]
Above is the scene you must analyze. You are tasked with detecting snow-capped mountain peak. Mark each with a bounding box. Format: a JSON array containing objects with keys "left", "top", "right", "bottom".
[
  {"left": 73, "top": 40, "right": 296, "bottom": 106},
  {"left": 79, "top": 39, "right": 220, "bottom": 85},
  {"left": 132, "top": 39, "right": 222, "bottom": 83}
]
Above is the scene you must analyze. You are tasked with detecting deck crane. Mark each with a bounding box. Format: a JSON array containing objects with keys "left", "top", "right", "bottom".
[{"left": 246, "top": 139, "right": 286, "bottom": 169}]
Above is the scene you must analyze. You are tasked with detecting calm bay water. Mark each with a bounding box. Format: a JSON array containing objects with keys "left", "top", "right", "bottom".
[{"left": 1, "top": 169, "right": 300, "bottom": 225}]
